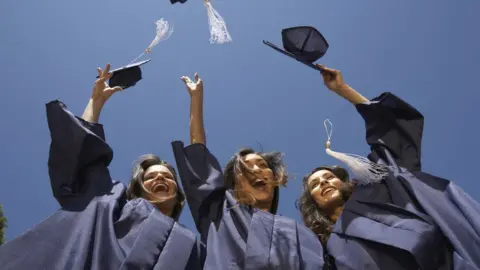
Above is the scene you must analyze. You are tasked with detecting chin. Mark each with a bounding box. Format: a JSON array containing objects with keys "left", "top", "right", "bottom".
[{"left": 253, "top": 190, "right": 273, "bottom": 202}]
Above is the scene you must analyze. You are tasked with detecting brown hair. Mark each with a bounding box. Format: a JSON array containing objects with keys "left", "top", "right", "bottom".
[
  {"left": 297, "top": 166, "right": 354, "bottom": 245},
  {"left": 126, "top": 154, "right": 185, "bottom": 220},
  {"left": 224, "top": 148, "right": 288, "bottom": 211}
]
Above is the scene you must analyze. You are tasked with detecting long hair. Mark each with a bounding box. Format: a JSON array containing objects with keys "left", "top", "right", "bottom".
[
  {"left": 297, "top": 167, "right": 354, "bottom": 246},
  {"left": 224, "top": 148, "right": 288, "bottom": 208},
  {"left": 126, "top": 154, "right": 185, "bottom": 220}
]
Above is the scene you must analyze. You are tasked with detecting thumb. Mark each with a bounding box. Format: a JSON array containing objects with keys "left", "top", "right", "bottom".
[{"left": 112, "top": 86, "right": 123, "bottom": 93}]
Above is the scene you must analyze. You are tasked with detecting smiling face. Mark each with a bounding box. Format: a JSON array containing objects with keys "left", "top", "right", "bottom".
[
  {"left": 126, "top": 154, "right": 185, "bottom": 219},
  {"left": 307, "top": 169, "right": 346, "bottom": 211},
  {"left": 142, "top": 164, "right": 178, "bottom": 199},
  {"left": 235, "top": 153, "right": 275, "bottom": 203}
]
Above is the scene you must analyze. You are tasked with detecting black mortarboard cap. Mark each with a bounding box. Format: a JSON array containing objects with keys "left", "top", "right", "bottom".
[
  {"left": 102, "top": 59, "right": 151, "bottom": 90},
  {"left": 263, "top": 26, "right": 329, "bottom": 71},
  {"left": 170, "top": 0, "right": 187, "bottom": 4}
]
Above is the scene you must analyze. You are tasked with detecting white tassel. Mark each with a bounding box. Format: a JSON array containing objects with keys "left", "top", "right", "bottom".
[
  {"left": 204, "top": 0, "right": 232, "bottom": 44},
  {"left": 323, "top": 119, "right": 389, "bottom": 185},
  {"left": 129, "top": 18, "right": 174, "bottom": 64}
]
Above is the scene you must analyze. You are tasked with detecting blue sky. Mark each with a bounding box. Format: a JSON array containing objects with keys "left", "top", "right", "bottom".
[{"left": 1, "top": 0, "right": 479, "bottom": 241}]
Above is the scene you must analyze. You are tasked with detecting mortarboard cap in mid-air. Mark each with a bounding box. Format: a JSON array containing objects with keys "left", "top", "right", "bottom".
[
  {"left": 263, "top": 26, "right": 329, "bottom": 71},
  {"left": 103, "top": 59, "right": 151, "bottom": 90},
  {"left": 170, "top": 0, "right": 187, "bottom": 4}
]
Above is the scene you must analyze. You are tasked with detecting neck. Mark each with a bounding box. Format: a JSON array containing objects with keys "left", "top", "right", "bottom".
[
  {"left": 256, "top": 200, "right": 273, "bottom": 213},
  {"left": 152, "top": 201, "right": 174, "bottom": 217},
  {"left": 328, "top": 206, "right": 343, "bottom": 223}
]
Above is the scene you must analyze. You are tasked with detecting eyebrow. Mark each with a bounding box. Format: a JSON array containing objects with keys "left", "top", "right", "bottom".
[
  {"left": 145, "top": 171, "right": 173, "bottom": 178},
  {"left": 307, "top": 178, "right": 319, "bottom": 188},
  {"left": 320, "top": 171, "right": 333, "bottom": 178}
]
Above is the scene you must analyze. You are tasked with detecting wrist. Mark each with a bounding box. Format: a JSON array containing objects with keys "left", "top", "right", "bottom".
[
  {"left": 334, "top": 84, "right": 351, "bottom": 94},
  {"left": 190, "top": 92, "right": 203, "bottom": 102},
  {"left": 89, "top": 98, "right": 106, "bottom": 111}
]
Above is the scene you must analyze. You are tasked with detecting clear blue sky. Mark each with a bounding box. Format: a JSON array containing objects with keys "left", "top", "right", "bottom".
[{"left": 1, "top": 0, "right": 479, "bottom": 241}]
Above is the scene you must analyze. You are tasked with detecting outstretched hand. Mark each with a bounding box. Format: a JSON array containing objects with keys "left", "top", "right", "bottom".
[
  {"left": 181, "top": 73, "right": 203, "bottom": 98},
  {"left": 92, "top": 64, "right": 123, "bottom": 102},
  {"left": 315, "top": 64, "right": 348, "bottom": 93}
]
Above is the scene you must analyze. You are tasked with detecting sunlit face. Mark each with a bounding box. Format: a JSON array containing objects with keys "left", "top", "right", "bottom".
[
  {"left": 142, "top": 165, "right": 178, "bottom": 200},
  {"left": 307, "top": 169, "right": 345, "bottom": 211},
  {"left": 235, "top": 153, "right": 275, "bottom": 204}
]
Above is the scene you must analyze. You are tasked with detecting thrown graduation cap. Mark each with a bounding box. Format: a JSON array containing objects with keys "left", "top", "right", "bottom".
[
  {"left": 98, "top": 59, "right": 151, "bottom": 90},
  {"left": 170, "top": 0, "right": 187, "bottom": 3},
  {"left": 263, "top": 26, "right": 329, "bottom": 71}
]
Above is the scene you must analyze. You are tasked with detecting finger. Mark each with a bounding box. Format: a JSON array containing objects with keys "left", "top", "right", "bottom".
[
  {"left": 112, "top": 86, "right": 123, "bottom": 92},
  {"left": 97, "top": 76, "right": 108, "bottom": 84},
  {"left": 181, "top": 76, "right": 188, "bottom": 83},
  {"left": 194, "top": 72, "right": 199, "bottom": 82},
  {"left": 317, "top": 64, "right": 336, "bottom": 74},
  {"left": 98, "top": 72, "right": 112, "bottom": 83},
  {"left": 102, "top": 63, "right": 111, "bottom": 78},
  {"left": 97, "top": 68, "right": 103, "bottom": 77}
]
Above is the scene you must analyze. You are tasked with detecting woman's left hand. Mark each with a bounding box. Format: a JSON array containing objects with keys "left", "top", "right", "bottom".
[{"left": 181, "top": 73, "right": 203, "bottom": 98}]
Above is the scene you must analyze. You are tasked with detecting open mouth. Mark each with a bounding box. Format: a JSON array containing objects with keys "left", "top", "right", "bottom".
[
  {"left": 252, "top": 179, "right": 268, "bottom": 189},
  {"left": 321, "top": 187, "right": 335, "bottom": 196},
  {"left": 153, "top": 183, "right": 169, "bottom": 193}
]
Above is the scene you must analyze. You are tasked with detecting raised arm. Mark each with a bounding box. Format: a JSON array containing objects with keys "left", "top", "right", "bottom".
[
  {"left": 181, "top": 73, "right": 206, "bottom": 145},
  {"left": 47, "top": 64, "right": 122, "bottom": 206},
  {"left": 172, "top": 73, "right": 224, "bottom": 235},
  {"left": 316, "top": 64, "right": 424, "bottom": 171}
]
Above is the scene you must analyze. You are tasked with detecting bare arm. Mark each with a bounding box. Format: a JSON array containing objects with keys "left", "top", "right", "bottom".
[
  {"left": 182, "top": 73, "right": 206, "bottom": 145},
  {"left": 82, "top": 98, "right": 105, "bottom": 123},
  {"left": 316, "top": 64, "right": 369, "bottom": 105},
  {"left": 82, "top": 64, "right": 122, "bottom": 123}
]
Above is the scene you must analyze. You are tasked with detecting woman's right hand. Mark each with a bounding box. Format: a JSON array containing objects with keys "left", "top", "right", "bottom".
[
  {"left": 81, "top": 64, "right": 122, "bottom": 123},
  {"left": 92, "top": 63, "right": 123, "bottom": 104}
]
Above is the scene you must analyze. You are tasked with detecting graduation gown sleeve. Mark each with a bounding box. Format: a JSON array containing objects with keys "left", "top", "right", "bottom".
[
  {"left": 46, "top": 100, "right": 113, "bottom": 207},
  {"left": 171, "top": 141, "right": 225, "bottom": 236},
  {"left": 0, "top": 101, "right": 200, "bottom": 270},
  {"left": 355, "top": 92, "right": 424, "bottom": 171},
  {"left": 356, "top": 92, "right": 480, "bottom": 269}
]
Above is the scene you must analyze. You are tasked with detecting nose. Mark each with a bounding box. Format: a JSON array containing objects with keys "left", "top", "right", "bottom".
[
  {"left": 154, "top": 174, "right": 165, "bottom": 181},
  {"left": 252, "top": 165, "right": 261, "bottom": 173},
  {"left": 320, "top": 180, "right": 329, "bottom": 187}
]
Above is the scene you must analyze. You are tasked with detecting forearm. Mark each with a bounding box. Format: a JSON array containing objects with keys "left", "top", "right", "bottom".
[
  {"left": 334, "top": 84, "right": 369, "bottom": 105},
  {"left": 190, "top": 95, "right": 206, "bottom": 145},
  {"left": 82, "top": 98, "right": 105, "bottom": 123}
]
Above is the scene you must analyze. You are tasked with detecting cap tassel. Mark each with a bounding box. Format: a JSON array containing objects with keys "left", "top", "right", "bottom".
[
  {"left": 323, "top": 119, "right": 389, "bottom": 185},
  {"left": 204, "top": 0, "right": 232, "bottom": 44},
  {"left": 129, "top": 18, "right": 174, "bottom": 64}
]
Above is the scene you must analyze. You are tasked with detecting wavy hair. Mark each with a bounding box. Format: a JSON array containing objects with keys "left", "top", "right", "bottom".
[
  {"left": 224, "top": 148, "right": 288, "bottom": 208},
  {"left": 297, "top": 167, "right": 354, "bottom": 245},
  {"left": 126, "top": 154, "right": 185, "bottom": 219}
]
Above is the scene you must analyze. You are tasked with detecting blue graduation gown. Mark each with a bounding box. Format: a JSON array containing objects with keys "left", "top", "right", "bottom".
[
  {"left": 327, "top": 92, "right": 480, "bottom": 270},
  {"left": 171, "top": 142, "right": 325, "bottom": 270},
  {"left": 0, "top": 101, "right": 199, "bottom": 270}
]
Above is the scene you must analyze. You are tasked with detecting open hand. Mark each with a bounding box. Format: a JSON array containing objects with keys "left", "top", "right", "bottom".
[
  {"left": 181, "top": 73, "right": 203, "bottom": 97},
  {"left": 92, "top": 64, "right": 123, "bottom": 102}
]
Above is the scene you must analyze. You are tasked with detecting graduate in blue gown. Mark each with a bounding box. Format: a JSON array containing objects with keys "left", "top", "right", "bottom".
[
  {"left": 298, "top": 64, "right": 480, "bottom": 270},
  {"left": 0, "top": 64, "right": 199, "bottom": 270},
  {"left": 170, "top": 73, "right": 325, "bottom": 269}
]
